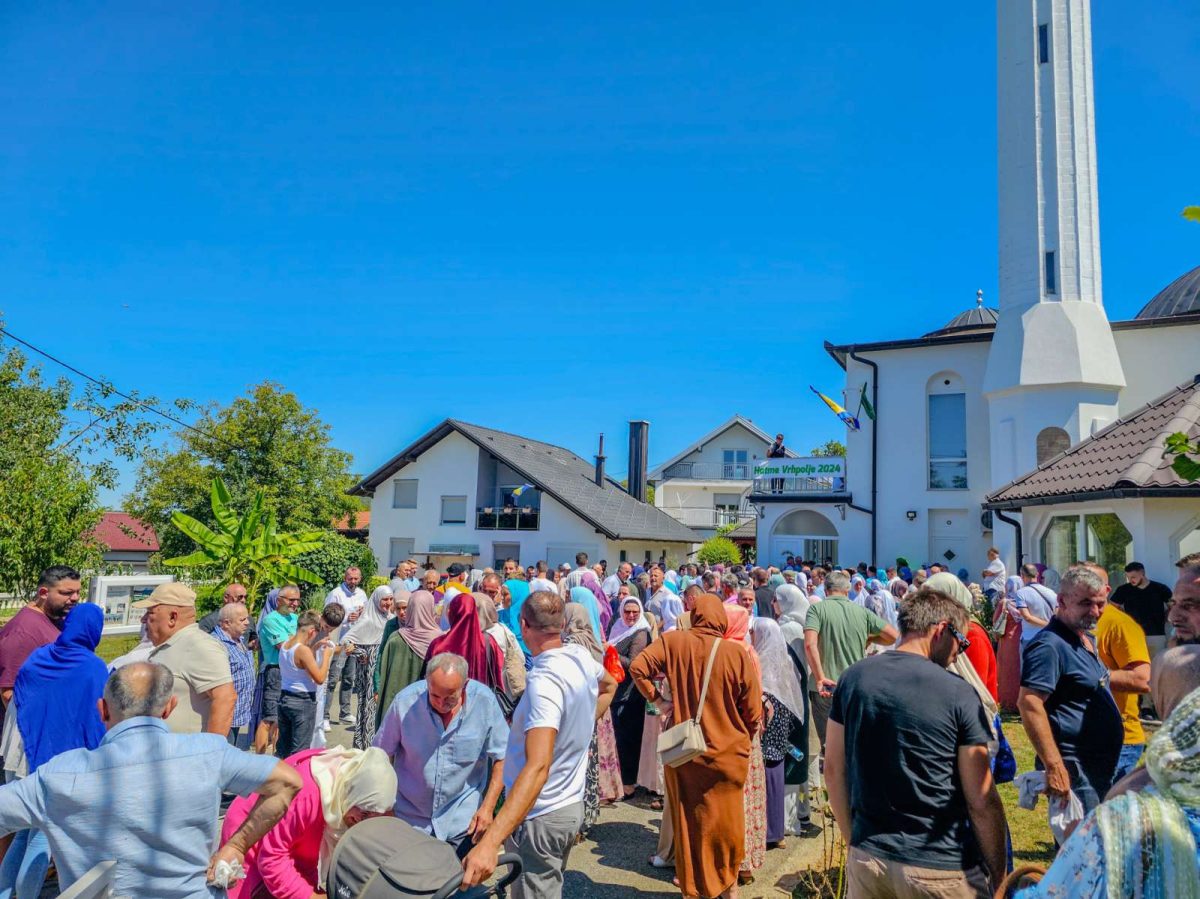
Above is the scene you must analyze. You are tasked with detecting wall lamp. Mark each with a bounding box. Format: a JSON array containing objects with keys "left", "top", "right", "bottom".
[{"left": 905, "top": 510, "right": 918, "bottom": 522}]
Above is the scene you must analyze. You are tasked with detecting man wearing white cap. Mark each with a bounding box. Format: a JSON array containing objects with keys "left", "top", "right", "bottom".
[{"left": 136, "top": 582, "right": 235, "bottom": 736}]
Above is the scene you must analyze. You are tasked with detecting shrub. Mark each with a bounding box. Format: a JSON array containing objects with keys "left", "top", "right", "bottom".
[
  {"left": 292, "top": 533, "right": 378, "bottom": 603},
  {"left": 696, "top": 536, "right": 742, "bottom": 566}
]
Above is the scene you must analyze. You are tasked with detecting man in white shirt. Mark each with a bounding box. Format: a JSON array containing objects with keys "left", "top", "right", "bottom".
[
  {"left": 323, "top": 567, "right": 367, "bottom": 725},
  {"left": 981, "top": 548, "right": 1007, "bottom": 602},
  {"left": 529, "top": 561, "right": 557, "bottom": 595},
  {"left": 601, "top": 562, "right": 637, "bottom": 613},
  {"left": 563, "top": 553, "right": 590, "bottom": 592},
  {"left": 460, "top": 590, "right": 616, "bottom": 899},
  {"left": 1010, "top": 563, "right": 1059, "bottom": 646}
]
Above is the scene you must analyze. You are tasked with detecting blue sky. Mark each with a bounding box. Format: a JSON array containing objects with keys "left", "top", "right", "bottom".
[{"left": 3, "top": 2, "right": 1197, "bottom": 502}]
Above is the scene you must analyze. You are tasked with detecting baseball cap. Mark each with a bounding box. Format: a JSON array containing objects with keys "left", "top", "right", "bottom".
[
  {"left": 559, "top": 563, "right": 571, "bottom": 571},
  {"left": 132, "top": 582, "right": 197, "bottom": 609}
]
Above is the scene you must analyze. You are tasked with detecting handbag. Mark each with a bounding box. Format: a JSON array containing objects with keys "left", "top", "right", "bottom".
[
  {"left": 992, "top": 713, "right": 1017, "bottom": 784},
  {"left": 657, "top": 637, "right": 721, "bottom": 769}
]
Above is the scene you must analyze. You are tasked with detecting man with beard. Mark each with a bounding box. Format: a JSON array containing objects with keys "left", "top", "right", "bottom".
[
  {"left": 1018, "top": 565, "right": 1123, "bottom": 819},
  {"left": 824, "top": 588, "right": 1005, "bottom": 898},
  {"left": 1168, "top": 552, "right": 1200, "bottom": 646}
]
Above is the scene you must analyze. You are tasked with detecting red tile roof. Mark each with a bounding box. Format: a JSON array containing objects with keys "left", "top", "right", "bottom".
[
  {"left": 93, "top": 512, "right": 160, "bottom": 552},
  {"left": 986, "top": 376, "right": 1200, "bottom": 508},
  {"left": 333, "top": 510, "right": 371, "bottom": 531}
]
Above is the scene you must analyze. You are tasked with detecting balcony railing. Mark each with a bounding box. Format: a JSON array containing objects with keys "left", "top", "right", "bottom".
[
  {"left": 750, "top": 474, "right": 846, "bottom": 496},
  {"left": 476, "top": 507, "right": 540, "bottom": 531},
  {"left": 660, "top": 507, "right": 756, "bottom": 529},
  {"left": 661, "top": 461, "right": 752, "bottom": 480}
]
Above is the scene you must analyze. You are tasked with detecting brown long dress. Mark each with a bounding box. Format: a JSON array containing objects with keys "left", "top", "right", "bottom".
[{"left": 630, "top": 594, "right": 762, "bottom": 899}]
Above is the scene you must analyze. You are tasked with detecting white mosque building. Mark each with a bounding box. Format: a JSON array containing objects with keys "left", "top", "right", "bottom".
[{"left": 758, "top": 0, "right": 1200, "bottom": 584}]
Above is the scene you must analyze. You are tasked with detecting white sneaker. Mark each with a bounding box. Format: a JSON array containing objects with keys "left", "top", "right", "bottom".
[
  {"left": 342, "top": 714, "right": 357, "bottom": 726},
  {"left": 321, "top": 721, "right": 331, "bottom": 733}
]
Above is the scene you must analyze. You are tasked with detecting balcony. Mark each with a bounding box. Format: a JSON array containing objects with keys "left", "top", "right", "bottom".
[
  {"left": 476, "top": 507, "right": 540, "bottom": 531},
  {"left": 660, "top": 507, "right": 756, "bottom": 530},
  {"left": 661, "top": 461, "right": 752, "bottom": 481},
  {"left": 750, "top": 458, "right": 848, "bottom": 500}
]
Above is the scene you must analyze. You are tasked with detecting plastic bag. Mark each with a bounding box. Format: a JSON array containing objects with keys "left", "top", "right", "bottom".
[{"left": 603, "top": 644, "right": 625, "bottom": 683}]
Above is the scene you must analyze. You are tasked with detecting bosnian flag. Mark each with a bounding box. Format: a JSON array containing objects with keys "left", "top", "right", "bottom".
[
  {"left": 511, "top": 484, "right": 537, "bottom": 497},
  {"left": 810, "top": 386, "right": 860, "bottom": 431}
]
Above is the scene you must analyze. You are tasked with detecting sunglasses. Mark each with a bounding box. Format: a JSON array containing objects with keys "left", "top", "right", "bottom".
[{"left": 947, "top": 624, "right": 971, "bottom": 653}]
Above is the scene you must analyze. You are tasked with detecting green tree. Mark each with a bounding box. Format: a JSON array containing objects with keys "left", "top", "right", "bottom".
[
  {"left": 128, "top": 382, "right": 363, "bottom": 559},
  {"left": 164, "top": 478, "right": 325, "bottom": 609},
  {"left": 0, "top": 335, "right": 166, "bottom": 599},
  {"left": 696, "top": 536, "right": 742, "bottom": 565},
  {"left": 293, "top": 534, "right": 378, "bottom": 603},
  {"left": 810, "top": 440, "right": 847, "bottom": 458}
]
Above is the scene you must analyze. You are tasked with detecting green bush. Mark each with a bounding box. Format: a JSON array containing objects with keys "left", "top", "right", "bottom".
[
  {"left": 696, "top": 536, "right": 742, "bottom": 566},
  {"left": 293, "top": 533, "right": 378, "bottom": 603},
  {"left": 366, "top": 575, "right": 388, "bottom": 593}
]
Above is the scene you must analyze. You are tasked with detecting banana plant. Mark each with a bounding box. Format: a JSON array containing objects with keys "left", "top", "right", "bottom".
[{"left": 164, "top": 478, "right": 325, "bottom": 610}]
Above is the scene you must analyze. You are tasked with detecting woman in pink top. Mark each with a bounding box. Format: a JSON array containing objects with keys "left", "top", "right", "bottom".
[{"left": 223, "top": 746, "right": 395, "bottom": 899}]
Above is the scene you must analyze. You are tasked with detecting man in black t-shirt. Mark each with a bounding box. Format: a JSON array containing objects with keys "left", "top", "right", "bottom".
[
  {"left": 1110, "top": 562, "right": 1173, "bottom": 658},
  {"left": 825, "top": 589, "right": 1006, "bottom": 899}
]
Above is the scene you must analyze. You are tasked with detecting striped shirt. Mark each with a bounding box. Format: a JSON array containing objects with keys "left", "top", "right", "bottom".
[{"left": 212, "top": 627, "right": 255, "bottom": 729}]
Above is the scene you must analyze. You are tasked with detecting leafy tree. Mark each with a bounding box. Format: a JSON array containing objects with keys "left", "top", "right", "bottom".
[
  {"left": 1164, "top": 433, "right": 1200, "bottom": 483},
  {"left": 810, "top": 440, "right": 846, "bottom": 458},
  {"left": 0, "top": 334, "right": 168, "bottom": 599},
  {"left": 292, "top": 534, "right": 379, "bottom": 603},
  {"left": 164, "top": 478, "right": 324, "bottom": 609},
  {"left": 1183, "top": 206, "right": 1200, "bottom": 223},
  {"left": 129, "top": 382, "right": 363, "bottom": 559},
  {"left": 696, "top": 536, "right": 742, "bottom": 565}
]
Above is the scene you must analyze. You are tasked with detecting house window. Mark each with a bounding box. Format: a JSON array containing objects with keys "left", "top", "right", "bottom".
[
  {"left": 392, "top": 479, "right": 418, "bottom": 509},
  {"left": 1038, "top": 24, "right": 1049, "bottom": 64},
  {"left": 722, "top": 449, "right": 749, "bottom": 479},
  {"left": 1036, "top": 427, "right": 1071, "bottom": 465},
  {"left": 1040, "top": 516, "right": 1079, "bottom": 576},
  {"left": 1039, "top": 513, "right": 1133, "bottom": 585},
  {"left": 440, "top": 496, "right": 467, "bottom": 525},
  {"left": 388, "top": 537, "right": 414, "bottom": 568},
  {"left": 714, "top": 492, "right": 743, "bottom": 526},
  {"left": 1045, "top": 250, "right": 1057, "bottom": 295},
  {"left": 928, "top": 392, "right": 968, "bottom": 489}
]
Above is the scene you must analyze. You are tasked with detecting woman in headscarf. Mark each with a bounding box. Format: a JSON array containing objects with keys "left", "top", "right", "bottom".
[
  {"left": 630, "top": 595, "right": 762, "bottom": 899},
  {"left": 996, "top": 575, "right": 1024, "bottom": 712},
  {"left": 772, "top": 583, "right": 813, "bottom": 836},
  {"left": 724, "top": 605, "right": 766, "bottom": 884},
  {"left": 863, "top": 578, "right": 899, "bottom": 644},
  {"left": 925, "top": 573, "right": 999, "bottom": 706},
  {"left": 751, "top": 619, "right": 807, "bottom": 849},
  {"left": 848, "top": 574, "right": 868, "bottom": 607},
  {"left": 3, "top": 604, "right": 106, "bottom": 899},
  {"left": 563, "top": 603, "right": 621, "bottom": 836},
  {"left": 374, "top": 590, "right": 441, "bottom": 727},
  {"left": 499, "top": 577, "right": 532, "bottom": 657},
  {"left": 371, "top": 590, "right": 408, "bottom": 704},
  {"left": 425, "top": 593, "right": 504, "bottom": 691},
  {"left": 579, "top": 570, "right": 613, "bottom": 634},
  {"left": 767, "top": 572, "right": 786, "bottom": 592},
  {"left": 1014, "top": 685, "right": 1200, "bottom": 899},
  {"left": 569, "top": 585, "right": 605, "bottom": 644},
  {"left": 636, "top": 610, "right": 666, "bottom": 812},
  {"left": 222, "top": 746, "right": 397, "bottom": 899},
  {"left": 607, "top": 596, "right": 652, "bottom": 796},
  {"left": 345, "top": 585, "right": 394, "bottom": 750},
  {"left": 473, "top": 592, "right": 525, "bottom": 700}
]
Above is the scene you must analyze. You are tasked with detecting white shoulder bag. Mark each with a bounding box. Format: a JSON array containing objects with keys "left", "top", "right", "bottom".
[{"left": 657, "top": 637, "right": 721, "bottom": 768}]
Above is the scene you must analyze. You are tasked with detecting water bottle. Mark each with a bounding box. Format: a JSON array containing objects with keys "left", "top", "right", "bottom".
[{"left": 787, "top": 745, "right": 805, "bottom": 763}]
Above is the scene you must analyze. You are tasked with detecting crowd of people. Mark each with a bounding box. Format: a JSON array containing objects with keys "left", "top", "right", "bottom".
[{"left": 0, "top": 547, "right": 1194, "bottom": 898}]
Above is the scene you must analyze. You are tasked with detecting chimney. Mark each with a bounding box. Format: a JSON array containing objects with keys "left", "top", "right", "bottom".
[
  {"left": 627, "top": 420, "right": 649, "bottom": 502},
  {"left": 594, "top": 433, "right": 606, "bottom": 486}
]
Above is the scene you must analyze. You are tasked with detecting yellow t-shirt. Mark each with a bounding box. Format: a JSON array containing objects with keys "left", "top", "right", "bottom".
[{"left": 1095, "top": 604, "right": 1150, "bottom": 745}]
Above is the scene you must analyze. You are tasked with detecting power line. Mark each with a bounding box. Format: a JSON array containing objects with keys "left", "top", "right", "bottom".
[{"left": 0, "top": 325, "right": 237, "bottom": 450}]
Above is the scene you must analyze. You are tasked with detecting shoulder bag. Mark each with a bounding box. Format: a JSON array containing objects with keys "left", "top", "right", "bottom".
[{"left": 657, "top": 636, "right": 721, "bottom": 768}]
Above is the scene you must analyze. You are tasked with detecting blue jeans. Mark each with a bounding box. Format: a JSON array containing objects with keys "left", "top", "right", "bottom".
[
  {"left": 1114, "top": 743, "right": 1145, "bottom": 782},
  {"left": 0, "top": 825, "right": 50, "bottom": 899}
]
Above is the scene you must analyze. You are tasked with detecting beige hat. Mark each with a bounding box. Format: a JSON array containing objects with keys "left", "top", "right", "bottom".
[{"left": 132, "top": 581, "right": 197, "bottom": 609}]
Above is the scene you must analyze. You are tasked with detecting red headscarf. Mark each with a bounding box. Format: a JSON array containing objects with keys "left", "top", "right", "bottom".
[{"left": 426, "top": 593, "right": 504, "bottom": 690}]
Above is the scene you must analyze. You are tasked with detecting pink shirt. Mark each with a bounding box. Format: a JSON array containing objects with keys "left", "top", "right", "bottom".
[{"left": 222, "top": 749, "right": 325, "bottom": 899}]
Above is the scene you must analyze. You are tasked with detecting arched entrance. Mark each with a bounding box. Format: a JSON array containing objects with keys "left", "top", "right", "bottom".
[{"left": 770, "top": 509, "right": 838, "bottom": 566}]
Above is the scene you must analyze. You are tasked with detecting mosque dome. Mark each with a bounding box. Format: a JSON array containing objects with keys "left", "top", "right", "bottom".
[
  {"left": 924, "top": 290, "right": 1000, "bottom": 337},
  {"left": 1134, "top": 265, "right": 1200, "bottom": 320}
]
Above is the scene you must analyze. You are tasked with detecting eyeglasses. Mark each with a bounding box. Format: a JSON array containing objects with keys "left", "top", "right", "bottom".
[{"left": 947, "top": 624, "right": 971, "bottom": 652}]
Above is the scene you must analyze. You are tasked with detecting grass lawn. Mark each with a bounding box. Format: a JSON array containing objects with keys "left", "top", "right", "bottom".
[
  {"left": 96, "top": 634, "right": 143, "bottom": 663},
  {"left": 997, "top": 711, "right": 1057, "bottom": 866}
]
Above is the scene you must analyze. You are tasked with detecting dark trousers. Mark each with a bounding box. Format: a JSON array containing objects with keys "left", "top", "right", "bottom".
[
  {"left": 809, "top": 691, "right": 833, "bottom": 752},
  {"left": 325, "top": 650, "right": 359, "bottom": 720},
  {"left": 276, "top": 690, "right": 316, "bottom": 758}
]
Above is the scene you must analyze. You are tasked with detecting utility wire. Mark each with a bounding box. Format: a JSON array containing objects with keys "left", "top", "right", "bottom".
[{"left": 0, "top": 325, "right": 237, "bottom": 450}]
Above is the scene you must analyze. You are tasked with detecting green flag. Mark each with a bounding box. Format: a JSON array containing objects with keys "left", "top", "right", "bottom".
[{"left": 859, "top": 382, "right": 875, "bottom": 421}]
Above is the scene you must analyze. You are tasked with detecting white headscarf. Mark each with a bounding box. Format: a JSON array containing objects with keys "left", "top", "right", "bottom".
[
  {"left": 344, "top": 585, "right": 393, "bottom": 646},
  {"left": 751, "top": 618, "right": 806, "bottom": 724},
  {"left": 774, "top": 584, "right": 810, "bottom": 672},
  {"left": 310, "top": 747, "right": 397, "bottom": 881},
  {"left": 607, "top": 596, "right": 650, "bottom": 645},
  {"left": 924, "top": 573, "right": 999, "bottom": 719}
]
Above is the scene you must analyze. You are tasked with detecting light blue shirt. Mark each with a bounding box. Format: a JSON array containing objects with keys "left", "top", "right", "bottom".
[
  {"left": 0, "top": 717, "right": 277, "bottom": 898},
  {"left": 373, "top": 679, "right": 508, "bottom": 840}
]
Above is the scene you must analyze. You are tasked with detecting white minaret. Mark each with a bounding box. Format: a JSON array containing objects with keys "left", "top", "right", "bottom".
[{"left": 984, "top": 0, "right": 1125, "bottom": 490}]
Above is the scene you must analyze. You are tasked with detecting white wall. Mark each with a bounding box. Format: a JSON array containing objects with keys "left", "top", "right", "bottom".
[
  {"left": 666, "top": 421, "right": 775, "bottom": 470},
  {"left": 1114, "top": 321, "right": 1200, "bottom": 413}
]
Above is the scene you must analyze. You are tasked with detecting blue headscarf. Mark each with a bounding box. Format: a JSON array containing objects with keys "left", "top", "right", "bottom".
[
  {"left": 570, "top": 587, "right": 605, "bottom": 644},
  {"left": 499, "top": 579, "right": 532, "bottom": 655},
  {"left": 15, "top": 603, "right": 107, "bottom": 771}
]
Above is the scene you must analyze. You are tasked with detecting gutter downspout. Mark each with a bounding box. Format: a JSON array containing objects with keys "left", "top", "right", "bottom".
[
  {"left": 994, "top": 508, "right": 1024, "bottom": 568},
  {"left": 847, "top": 348, "right": 878, "bottom": 564}
]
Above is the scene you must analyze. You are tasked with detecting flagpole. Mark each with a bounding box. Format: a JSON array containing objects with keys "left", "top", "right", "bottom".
[{"left": 847, "top": 348, "right": 878, "bottom": 565}]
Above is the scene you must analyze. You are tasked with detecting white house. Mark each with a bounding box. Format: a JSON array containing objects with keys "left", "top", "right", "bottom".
[
  {"left": 756, "top": 0, "right": 1200, "bottom": 584},
  {"left": 350, "top": 419, "right": 699, "bottom": 574},
  {"left": 647, "top": 415, "right": 795, "bottom": 538}
]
